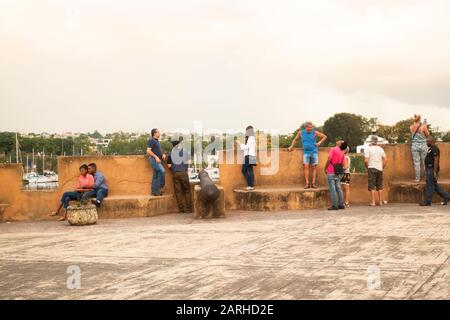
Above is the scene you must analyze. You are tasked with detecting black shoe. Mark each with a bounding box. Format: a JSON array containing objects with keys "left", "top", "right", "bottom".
[
  {"left": 442, "top": 199, "right": 449, "bottom": 206},
  {"left": 328, "top": 206, "right": 339, "bottom": 211},
  {"left": 419, "top": 202, "right": 431, "bottom": 206},
  {"left": 91, "top": 199, "right": 101, "bottom": 208},
  {"left": 338, "top": 205, "right": 345, "bottom": 210},
  {"left": 151, "top": 192, "right": 161, "bottom": 197}
]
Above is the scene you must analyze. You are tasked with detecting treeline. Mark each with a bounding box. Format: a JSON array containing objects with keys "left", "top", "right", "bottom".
[{"left": 1, "top": 113, "right": 449, "bottom": 163}]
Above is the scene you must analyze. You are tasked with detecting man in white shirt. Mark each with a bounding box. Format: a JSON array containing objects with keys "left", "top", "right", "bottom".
[{"left": 365, "top": 136, "right": 388, "bottom": 207}]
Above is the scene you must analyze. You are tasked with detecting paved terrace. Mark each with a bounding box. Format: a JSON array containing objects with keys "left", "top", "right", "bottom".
[{"left": 0, "top": 204, "right": 449, "bottom": 300}]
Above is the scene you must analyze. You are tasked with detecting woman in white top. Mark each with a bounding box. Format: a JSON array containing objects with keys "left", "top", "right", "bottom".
[{"left": 236, "top": 125, "right": 257, "bottom": 190}]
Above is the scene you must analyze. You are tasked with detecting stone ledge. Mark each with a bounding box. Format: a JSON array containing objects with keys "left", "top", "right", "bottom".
[
  {"left": 389, "top": 180, "right": 450, "bottom": 204},
  {"left": 233, "top": 187, "right": 330, "bottom": 211},
  {"left": 96, "top": 195, "right": 177, "bottom": 219}
]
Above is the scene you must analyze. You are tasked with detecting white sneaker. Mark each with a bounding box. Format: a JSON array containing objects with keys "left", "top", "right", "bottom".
[{"left": 246, "top": 187, "right": 255, "bottom": 191}]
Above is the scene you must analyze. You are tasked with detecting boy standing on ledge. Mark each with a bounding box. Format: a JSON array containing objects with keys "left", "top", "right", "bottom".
[{"left": 288, "top": 122, "right": 327, "bottom": 189}]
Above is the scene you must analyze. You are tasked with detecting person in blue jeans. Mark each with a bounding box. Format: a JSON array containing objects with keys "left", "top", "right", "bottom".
[
  {"left": 236, "top": 125, "right": 257, "bottom": 190},
  {"left": 324, "top": 141, "right": 348, "bottom": 210},
  {"left": 419, "top": 137, "right": 449, "bottom": 206},
  {"left": 146, "top": 128, "right": 167, "bottom": 196},
  {"left": 82, "top": 163, "right": 109, "bottom": 208},
  {"left": 288, "top": 122, "right": 327, "bottom": 189}
]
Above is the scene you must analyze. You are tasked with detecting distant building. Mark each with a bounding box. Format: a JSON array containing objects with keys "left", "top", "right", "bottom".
[{"left": 356, "top": 135, "right": 389, "bottom": 154}]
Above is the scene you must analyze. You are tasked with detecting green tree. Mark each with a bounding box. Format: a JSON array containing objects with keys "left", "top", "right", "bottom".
[
  {"left": 323, "top": 113, "right": 374, "bottom": 149},
  {"left": 376, "top": 125, "right": 396, "bottom": 143},
  {"left": 393, "top": 118, "right": 414, "bottom": 143},
  {"left": 0, "top": 132, "right": 15, "bottom": 154}
]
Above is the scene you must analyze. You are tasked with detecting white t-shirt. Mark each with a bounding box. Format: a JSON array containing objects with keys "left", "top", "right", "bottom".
[
  {"left": 240, "top": 135, "right": 256, "bottom": 157},
  {"left": 365, "top": 145, "right": 386, "bottom": 171}
]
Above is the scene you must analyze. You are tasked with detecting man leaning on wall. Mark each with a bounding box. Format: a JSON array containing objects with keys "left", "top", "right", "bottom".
[{"left": 146, "top": 128, "right": 167, "bottom": 196}]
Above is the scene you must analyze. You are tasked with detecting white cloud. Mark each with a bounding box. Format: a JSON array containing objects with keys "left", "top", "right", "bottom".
[{"left": 0, "top": 0, "right": 449, "bottom": 133}]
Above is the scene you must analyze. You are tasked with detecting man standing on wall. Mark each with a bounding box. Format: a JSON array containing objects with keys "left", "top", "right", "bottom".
[
  {"left": 365, "top": 136, "right": 388, "bottom": 207},
  {"left": 288, "top": 122, "right": 327, "bottom": 189},
  {"left": 167, "top": 138, "right": 192, "bottom": 213},
  {"left": 419, "top": 137, "right": 449, "bottom": 206},
  {"left": 147, "top": 128, "right": 167, "bottom": 196}
]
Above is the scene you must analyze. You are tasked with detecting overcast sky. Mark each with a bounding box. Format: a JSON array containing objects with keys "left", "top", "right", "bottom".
[{"left": 1, "top": 0, "right": 450, "bottom": 134}]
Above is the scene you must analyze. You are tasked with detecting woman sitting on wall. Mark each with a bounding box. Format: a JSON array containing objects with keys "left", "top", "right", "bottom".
[{"left": 50, "top": 164, "right": 94, "bottom": 221}]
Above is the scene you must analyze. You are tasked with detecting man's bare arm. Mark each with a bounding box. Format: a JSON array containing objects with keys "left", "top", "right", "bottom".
[
  {"left": 315, "top": 131, "right": 327, "bottom": 146},
  {"left": 288, "top": 131, "right": 302, "bottom": 151},
  {"left": 383, "top": 156, "right": 388, "bottom": 169}
]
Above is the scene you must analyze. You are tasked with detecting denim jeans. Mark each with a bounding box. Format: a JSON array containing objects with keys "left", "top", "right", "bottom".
[
  {"left": 411, "top": 143, "right": 428, "bottom": 180},
  {"left": 149, "top": 157, "right": 165, "bottom": 194},
  {"left": 327, "top": 173, "right": 344, "bottom": 208},
  {"left": 81, "top": 188, "right": 109, "bottom": 204},
  {"left": 424, "top": 168, "right": 449, "bottom": 204},
  {"left": 242, "top": 156, "right": 255, "bottom": 187},
  {"left": 60, "top": 191, "right": 81, "bottom": 209}
]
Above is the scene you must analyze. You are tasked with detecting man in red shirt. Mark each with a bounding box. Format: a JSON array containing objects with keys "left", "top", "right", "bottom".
[{"left": 324, "top": 141, "right": 348, "bottom": 211}]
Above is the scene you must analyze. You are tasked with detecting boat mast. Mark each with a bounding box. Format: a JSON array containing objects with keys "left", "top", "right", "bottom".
[{"left": 15, "top": 132, "right": 19, "bottom": 164}]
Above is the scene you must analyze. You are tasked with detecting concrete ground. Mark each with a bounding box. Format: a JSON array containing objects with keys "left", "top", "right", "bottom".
[{"left": 0, "top": 204, "right": 449, "bottom": 300}]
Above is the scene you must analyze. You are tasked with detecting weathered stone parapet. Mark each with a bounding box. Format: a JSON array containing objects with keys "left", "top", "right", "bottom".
[
  {"left": 233, "top": 187, "right": 330, "bottom": 211},
  {"left": 389, "top": 180, "right": 450, "bottom": 204},
  {"left": 97, "top": 195, "right": 177, "bottom": 219}
]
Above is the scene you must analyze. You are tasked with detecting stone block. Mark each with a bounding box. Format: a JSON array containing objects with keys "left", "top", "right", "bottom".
[{"left": 67, "top": 204, "right": 98, "bottom": 226}]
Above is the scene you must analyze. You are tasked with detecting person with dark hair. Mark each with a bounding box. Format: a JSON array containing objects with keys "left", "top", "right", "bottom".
[
  {"left": 288, "top": 122, "right": 327, "bottom": 189},
  {"left": 324, "top": 141, "right": 348, "bottom": 210},
  {"left": 365, "top": 136, "right": 388, "bottom": 207},
  {"left": 236, "top": 126, "right": 257, "bottom": 190},
  {"left": 82, "top": 163, "right": 109, "bottom": 208},
  {"left": 50, "top": 164, "right": 94, "bottom": 221},
  {"left": 146, "top": 128, "right": 167, "bottom": 196},
  {"left": 419, "top": 137, "right": 449, "bottom": 206},
  {"left": 167, "top": 137, "right": 192, "bottom": 213}
]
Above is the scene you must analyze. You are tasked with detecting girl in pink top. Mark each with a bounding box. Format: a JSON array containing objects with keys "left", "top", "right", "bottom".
[{"left": 50, "top": 164, "right": 94, "bottom": 221}]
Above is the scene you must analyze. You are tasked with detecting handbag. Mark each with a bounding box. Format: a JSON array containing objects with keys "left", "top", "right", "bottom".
[{"left": 330, "top": 158, "right": 344, "bottom": 175}]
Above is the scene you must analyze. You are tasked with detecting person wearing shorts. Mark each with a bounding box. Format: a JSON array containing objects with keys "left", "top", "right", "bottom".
[
  {"left": 365, "top": 136, "right": 388, "bottom": 207},
  {"left": 288, "top": 121, "right": 327, "bottom": 189},
  {"left": 341, "top": 147, "right": 351, "bottom": 207}
]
